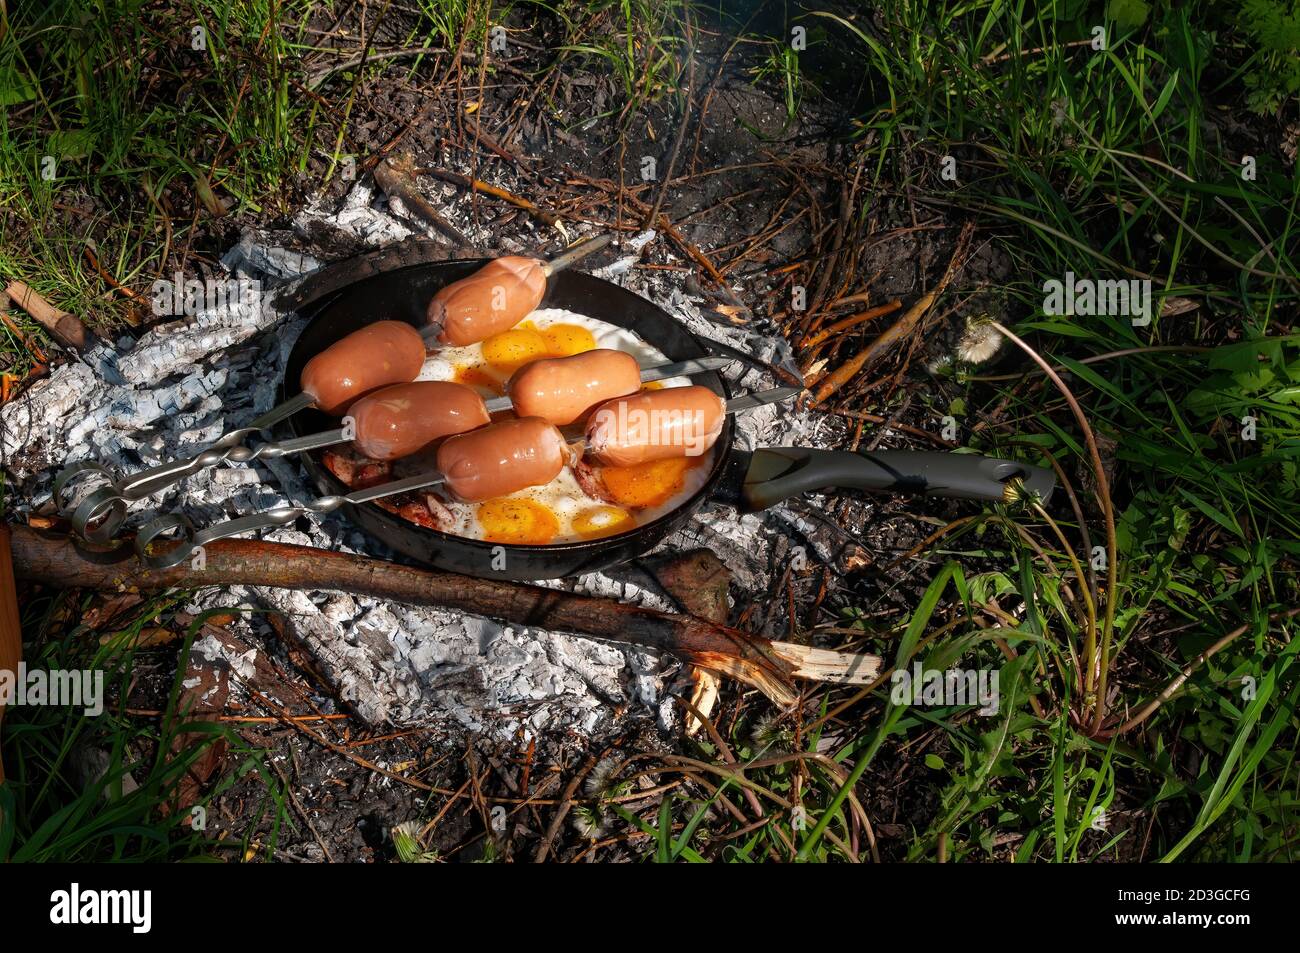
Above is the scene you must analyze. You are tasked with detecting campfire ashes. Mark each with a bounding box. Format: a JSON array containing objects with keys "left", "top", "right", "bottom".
[{"left": 0, "top": 181, "right": 860, "bottom": 739}]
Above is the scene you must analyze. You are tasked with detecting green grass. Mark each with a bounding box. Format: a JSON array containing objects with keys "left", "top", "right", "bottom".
[
  {"left": 557, "top": 0, "right": 690, "bottom": 125},
  {"left": 1, "top": 603, "right": 288, "bottom": 861},
  {"left": 749, "top": 41, "right": 801, "bottom": 123},
  {"left": 846, "top": 0, "right": 1300, "bottom": 861},
  {"left": 585, "top": 0, "right": 1297, "bottom": 862},
  {"left": 1, "top": 0, "right": 351, "bottom": 860},
  {"left": 0, "top": 0, "right": 318, "bottom": 342}
]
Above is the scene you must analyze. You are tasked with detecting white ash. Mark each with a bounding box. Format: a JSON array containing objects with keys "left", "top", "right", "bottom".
[
  {"left": 293, "top": 181, "right": 415, "bottom": 248},
  {"left": 2, "top": 179, "right": 845, "bottom": 740},
  {"left": 194, "top": 632, "right": 259, "bottom": 683},
  {"left": 591, "top": 229, "right": 658, "bottom": 279},
  {"left": 118, "top": 311, "right": 272, "bottom": 388},
  {"left": 222, "top": 236, "right": 324, "bottom": 281}
]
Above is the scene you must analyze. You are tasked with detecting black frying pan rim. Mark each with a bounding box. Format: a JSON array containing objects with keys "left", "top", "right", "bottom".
[{"left": 279, "top": 258, "right": 738, "bottom": 560}]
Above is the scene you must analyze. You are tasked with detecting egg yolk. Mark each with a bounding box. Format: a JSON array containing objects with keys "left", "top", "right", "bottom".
[
  {"left": 571, "top": 505, "right": 633, "bottom": 540},
  {"left": 477, "top": 498, "right": 559, "bottom": 545},
  {"left": 600, "top": 457, "right": 699, "bottom": 509},
  {"left": 543, "top": 323, "right": 596, "bottom": 357},
  {"left": 482, "top": 328, "right": 548, "bottom": 372}
]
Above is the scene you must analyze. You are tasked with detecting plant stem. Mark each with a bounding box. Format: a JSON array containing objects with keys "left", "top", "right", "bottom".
[{"left": 990, "top": 321, "right": 1118, "bottom": 733}]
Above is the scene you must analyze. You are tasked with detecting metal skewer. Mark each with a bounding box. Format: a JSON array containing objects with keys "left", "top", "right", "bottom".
[
  {"left": 226, "top": 357, "right": 733, "bottom": 465},
  {"left": 53, "top": 390, "right": 318, "bottom": 545},
  {"left": 539, "top": 233, "right": 614, "bottom": 278},
  {"left": 55, "top": 355, "right": 730, "bottom": 546},
  {"left": 722, "top": 387, "right": 802, "bottom": 414},
  {"left": 135, "top": 470, "right": 451, "bottom": 570},
  {"left": 56, "top": 236, "right": 620, "bottom": 540},
  {"left": 63, "top": 234, "right": 627, "bottom": 551},
  {"left": 134, "top": 385, "right": 801, "bottom": 570}
]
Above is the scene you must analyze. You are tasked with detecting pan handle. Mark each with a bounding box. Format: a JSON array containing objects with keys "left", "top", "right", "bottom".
[{"left": 737, "top": 448, "right": 1056, "bottom": 512}]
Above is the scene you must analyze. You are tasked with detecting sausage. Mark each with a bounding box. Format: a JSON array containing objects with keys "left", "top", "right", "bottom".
[
  {"left": 436, "top": 416, "right": 568, "bottom": 503},
  {"left": 300, "top": 320, "right": 426, "bottom": 415},
  {"left": 347, "top": 381, "right": 491, "bottom": 461},
  {"left": 584, "top": 385, "right": 725, "bottom": 467},
  {"left": 426, "top": 257, "right": 547, "bottom": 347},
  {"left": 506, "top": 349, "right": 641, "bottom": 425}
]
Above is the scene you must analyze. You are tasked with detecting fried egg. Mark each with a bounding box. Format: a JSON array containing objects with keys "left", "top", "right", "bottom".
[
  {"left": 417, "top": 310, "right": 690, "bottom": 392},
  {"left": 416, "top": 307, "right": 710, "bottom": 545},
  {"left": 475, "top": 497, "right": 560, "bottom": 546},
  {"left": 600, "top": 457, "right": 703, "bottom": 509}
]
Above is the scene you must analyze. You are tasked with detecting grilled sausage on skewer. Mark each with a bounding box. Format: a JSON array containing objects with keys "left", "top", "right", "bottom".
[{"left": 299, "top": 320, "right": 427, "bottom": 415}]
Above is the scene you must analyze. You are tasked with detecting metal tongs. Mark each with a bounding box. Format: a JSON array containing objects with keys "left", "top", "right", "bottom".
[
  {"left": 52, "top": 234, "right": 617, "bottom": 543},
  {"left": 134, "top": 387, "right": 800, "bottom": 569}
]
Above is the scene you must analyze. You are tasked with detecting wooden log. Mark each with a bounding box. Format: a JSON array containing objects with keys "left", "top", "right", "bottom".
[
  {"left": 644, "top": 549, "right": 731, "bottom": 735},
  {"left": 9, "top": 528, "right": 885, "bottom": 706},
  {"left": 374, "top": 154, "right": 470, "bottom": 246},
  {"left": 4, "top": 280, "right": 89, "bottom": 352}
]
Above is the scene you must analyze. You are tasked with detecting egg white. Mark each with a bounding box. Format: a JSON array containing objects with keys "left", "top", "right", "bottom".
[{"left": 414, "top": 307, "right": 714, "bottom": 544}]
